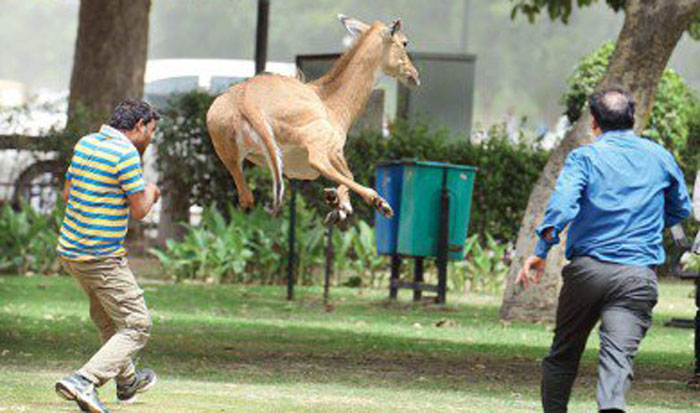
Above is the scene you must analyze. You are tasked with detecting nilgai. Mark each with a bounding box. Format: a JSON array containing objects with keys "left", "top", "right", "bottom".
[{"left": 207, "top": 14, "right": 420, "bottom": 223}]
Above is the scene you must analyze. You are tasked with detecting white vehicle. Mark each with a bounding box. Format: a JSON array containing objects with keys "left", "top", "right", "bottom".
[
  {"left": 143, "top": 59, "right": 296, "bottom": 227},
  {"left": 144, "top": 58, "right": 297, "bottom": 108},
  {"left": 2, "top": 59, "right": 297, "bottom": 214}
]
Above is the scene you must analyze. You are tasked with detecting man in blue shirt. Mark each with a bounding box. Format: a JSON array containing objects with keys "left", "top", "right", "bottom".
[{"left": 517, "top": 86, "right": 692, "bottom": 412}]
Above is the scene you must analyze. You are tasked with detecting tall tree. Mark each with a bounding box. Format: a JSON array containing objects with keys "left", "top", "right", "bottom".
[
  {"left": 501, "top": 0, "right": 700, "bottom": 321},
  {"left": 66, "top": 0, "right": 152, "bottom": 134}
]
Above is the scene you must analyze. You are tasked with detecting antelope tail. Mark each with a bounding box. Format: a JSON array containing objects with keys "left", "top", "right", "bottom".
[{"left": 241, "top": 107, "right": 284, "bottom": 213}]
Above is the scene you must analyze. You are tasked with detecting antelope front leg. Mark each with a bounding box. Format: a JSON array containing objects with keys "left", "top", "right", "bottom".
[
  {"left": 309, "top": 150, "right": 393, "bottom": 218},
  {"left": 323, "top": 185, "right": 353, "bottom": 224}
]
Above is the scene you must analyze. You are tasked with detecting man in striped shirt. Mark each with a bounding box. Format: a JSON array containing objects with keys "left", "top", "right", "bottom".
[{"left": 55, "top": 99, "right": 161, "bottom": 413}]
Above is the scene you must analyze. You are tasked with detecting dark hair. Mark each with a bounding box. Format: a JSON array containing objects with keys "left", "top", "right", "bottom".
[
  {"left": 109, "top": 99, "right": 161, "bottom": 131},
  {"left": 588, "top": 85, "right": 636, "bottom": 131}
]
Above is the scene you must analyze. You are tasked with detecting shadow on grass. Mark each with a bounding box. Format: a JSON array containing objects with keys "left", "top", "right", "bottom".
[
  {"left": 0, "top": 311, "right": 694, "bottom": 388},
  {"left": 1, "top": 276, "right": 698, "bottom": 411}
]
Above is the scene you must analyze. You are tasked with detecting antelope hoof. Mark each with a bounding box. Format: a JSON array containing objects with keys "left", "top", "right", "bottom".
[
  {"left": 324, "top": 209, "right": 348, "bottom": 226},
  {"left": 239, "top": 192, "right": 255, "bottom": 211},
  {"left": 374, "top": 197, "right": 394, "bottom": 218},
  {"left": 324, "top": 188, "right": 340, "bottom": 207},
  {"left": 264, "top": 202, "right": 282, "bottom": 217}
]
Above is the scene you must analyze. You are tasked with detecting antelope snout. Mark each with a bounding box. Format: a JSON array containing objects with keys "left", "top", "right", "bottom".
[{"left": 408, "top": 72, "right": 420, "bottom": 88}]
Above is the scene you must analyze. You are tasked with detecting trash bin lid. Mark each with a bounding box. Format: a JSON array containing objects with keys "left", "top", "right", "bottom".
[{"left": 376, "top": 159, "right": 477, "bottom": 172}]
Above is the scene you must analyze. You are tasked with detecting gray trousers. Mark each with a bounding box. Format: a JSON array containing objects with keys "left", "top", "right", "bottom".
[{"left": 542, "top": 256, "right": 657, "bottom": 412}]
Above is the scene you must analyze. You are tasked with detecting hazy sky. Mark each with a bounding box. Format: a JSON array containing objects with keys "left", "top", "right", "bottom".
[{"left": 0, "top": 0, "right": 697, "bottom": 129}]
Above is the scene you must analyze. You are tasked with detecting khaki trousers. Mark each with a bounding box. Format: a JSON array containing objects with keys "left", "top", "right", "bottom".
[{"left": 60, "top": 256, "right": 152, "bottom": 386}]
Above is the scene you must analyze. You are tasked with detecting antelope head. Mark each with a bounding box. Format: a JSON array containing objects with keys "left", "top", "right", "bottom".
[{"left": 338, "top": 15, "right": 420, "bottom": 88}]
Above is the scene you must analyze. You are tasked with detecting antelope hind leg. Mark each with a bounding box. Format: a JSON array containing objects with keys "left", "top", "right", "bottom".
[{"left": 230, "top": 161, "right": 255, "bottom": 210}]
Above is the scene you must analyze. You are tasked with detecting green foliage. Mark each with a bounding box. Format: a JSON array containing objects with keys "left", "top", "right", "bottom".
[
  {"left": 0, "top": 200, "right": 63, "bottom": 275},
  {"left": 450, "top": 234, "right": 510, "bottom": 295},
  {"left": 283, "top": 198, "right": 327, "bottom": 286},
  {"left": 344, "top": 121, "right": 549, "bottom": 242},
  {"left": 348, "top": 220, "right": 388, "bottom": 287},
  {"left": 690, "top": 17, "right": 700, "bottom": 40},
  {"left": 152, "top": 92, "right": 239, "bottom": 212},
  {"left": 150, "top": 206, "right": 254, "bottom": 283},
  {"left": 562, "top": 42, "right": 700, "bottom": 273},
  {"left": 646, "top": 70, "right": 699, "bottom": 158},
  {"left": 512, "top": 0, "right": 627, "bottom": 24},
  {"left": 511, "top": 0, "right": 700, "bottom": 42},
  {"left": 154, "top": 92, "right": 548, "bottom": 244},
  {"left": 151, "top": 201, "right": 335, "bottom": 285},
  {"left": 682, "top": 102, "right": 700, "bottom": 178},
  {"left": 562, "top": 41, "right": 699, "bottom": 163},
  {"left": 561, "top": 41, "right": 614, "bottom": 122},
  {"left": 459, "top": 124, "right": 549, "bottom": 242},
  {"left": 150, "top": 201, "right": 514, "bottom": 294}
]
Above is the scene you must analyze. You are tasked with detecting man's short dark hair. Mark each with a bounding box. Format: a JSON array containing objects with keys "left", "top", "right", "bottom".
[
  {"left": 588, "top": 86, "right": 636, "bottom": 132},
  {"left": 109, "top": 99, "right": 161, "bottom": 131}
]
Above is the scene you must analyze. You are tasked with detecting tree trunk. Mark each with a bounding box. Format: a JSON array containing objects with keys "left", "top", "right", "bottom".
[
  {"left": 157, "top": 182, "right": 191, "bottom": 242},
  {"left": 66, "top": 0, "right": 151, "bottom": 135},
  {"left": 500, "top": 0, "right": 700, "bottom": 322}
]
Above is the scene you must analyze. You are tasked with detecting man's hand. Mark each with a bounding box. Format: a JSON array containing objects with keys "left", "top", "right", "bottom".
[
  {"left": 516, "top": 256, "right": 547, "bottom": 289},
  {"left": 147, "top": 183, "right": 161, "bottom": 204},
  {"left": 128, "top": 183, "right": 160, "bottom": 220}
]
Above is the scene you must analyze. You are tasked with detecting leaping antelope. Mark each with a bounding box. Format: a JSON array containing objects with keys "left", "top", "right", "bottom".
[{"left": 206, "top": 14, "right": 420, "bottom": 223}]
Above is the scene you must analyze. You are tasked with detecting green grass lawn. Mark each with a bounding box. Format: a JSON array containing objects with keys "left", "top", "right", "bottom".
[{"left": 0, "top": 274, "right": 698, "bottom": 412}]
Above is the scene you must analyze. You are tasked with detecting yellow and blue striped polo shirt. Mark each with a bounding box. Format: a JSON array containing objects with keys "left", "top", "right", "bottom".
[{"left": 57, "top": 125, "right": 146, "bottom": 260}]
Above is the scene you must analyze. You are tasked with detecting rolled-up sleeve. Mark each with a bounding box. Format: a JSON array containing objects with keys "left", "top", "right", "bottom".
[{"left": 663, "top": 156, "right": 691, "bottom": 227}]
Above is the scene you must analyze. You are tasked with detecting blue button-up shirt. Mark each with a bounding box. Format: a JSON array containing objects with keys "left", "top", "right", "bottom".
[{"left": 534, "top": 129, "right": 692, "bottom": 266}]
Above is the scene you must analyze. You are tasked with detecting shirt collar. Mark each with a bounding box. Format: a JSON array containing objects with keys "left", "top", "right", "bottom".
[
  {"left": 598, "top": 129, "right": 635, "bottom": 141},
  {"left": 99, "top": 124, "right": 133, "bottom": 145}
]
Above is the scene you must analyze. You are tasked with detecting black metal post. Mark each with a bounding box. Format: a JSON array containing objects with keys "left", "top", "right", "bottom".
[
  {"left": 286, "top": 180, "right": 296, "bottom": 300},
  {"left": 254, "top": 0, "right": 270, "bottom": 75},
  {"left": 413, "top": 257, "right": 424, "bottom": 302},
  {"left": 695, "top": 279, "right": 700, "bottom": 376},
  {"left": 436, "top": 169, "right": 450, "bottom": 304},
  {"left": 389, "top": 255, "right": 401, "bottom": 299},
  {"left": 323, "top": 225, "right": 333, "bottom": 305}
]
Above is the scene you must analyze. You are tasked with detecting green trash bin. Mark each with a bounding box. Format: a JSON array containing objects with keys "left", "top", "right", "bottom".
[{"left": 396, "top": 161, "right": 477, "bottom": 260}]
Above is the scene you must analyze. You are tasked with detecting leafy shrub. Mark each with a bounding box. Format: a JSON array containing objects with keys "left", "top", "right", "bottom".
[
  {"left": 562, "top": 41, "right": 699, "bottom": 164},
  {"left": 154, "top": 92, "right": 549, "bottom": 244},
  {"left": 449, "top": 234, "right": 510, "bottom": 295},
  {"left": 348, "top": 220, "right": 388, "bottom": 287},
  {"left": 561, "top": 41, "right": 700, "bottom": 276},
  {"left": 343, "top": 120, "right": 548, "bottom": 243},
  {"left": 152, "top": 92, "right": 240, "bottom": 213},
  {"left": 0, "top": 200, "right": 63, "bottom": 275},
  {"left": 151, "top": 201, "right": 336, "bottom": 285},
  {"left": 149, "top": 206, "right": 253, "bottom": 283}
]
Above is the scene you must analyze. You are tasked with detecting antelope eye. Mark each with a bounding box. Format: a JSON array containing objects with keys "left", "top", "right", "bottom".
[{"left": 402, "top": 40, "right": 408, "bottom": 48}]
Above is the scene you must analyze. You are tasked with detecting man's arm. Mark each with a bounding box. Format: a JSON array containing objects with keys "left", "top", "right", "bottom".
[
  {"left": 127, "top": 183, "right": 160, "bottom": 220},
  {"left": 516, "top": 151, "right": 588, "bottom": 287},
  {"left": 116, "top": 147, "right": 159, "bottom": 221},
  {"left": 533, "top": 150, "right": 589, "bottom": 258},
  {"left": 664, "top": 158, "right": 692, "bottom": 228},
  {"left": 63, "top": 179, "right": 71, "bottom": 203}
]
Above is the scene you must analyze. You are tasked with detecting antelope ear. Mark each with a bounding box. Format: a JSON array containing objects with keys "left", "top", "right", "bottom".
[
  {"left": 390, "top": 18, "right": 402, "bottom": 36},
  {"left": 338, "top": 14, "right": 369, "bottom": 39}
]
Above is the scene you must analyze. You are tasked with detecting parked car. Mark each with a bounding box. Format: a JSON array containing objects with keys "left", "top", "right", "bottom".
[
  {"left": 144, "top": 58, "right": 297, "bottom": 109},
  {"left": 2, "top": 59, "right": 296, "bottom": 213}
]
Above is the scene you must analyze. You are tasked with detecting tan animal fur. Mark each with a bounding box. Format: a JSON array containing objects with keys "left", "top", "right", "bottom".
[{"left": 207, "top": 15, "right": 420, "bottom": 223}]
